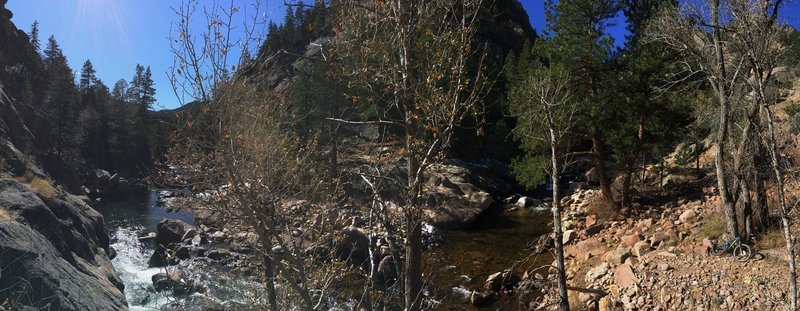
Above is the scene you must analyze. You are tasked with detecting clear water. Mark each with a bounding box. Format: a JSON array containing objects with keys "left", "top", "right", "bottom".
[
  {"left": 427, "top": 205, "right": 553, "bottom": 309},
  {"left": 95, "top": 191, "right": 194, "bottom": 310}
]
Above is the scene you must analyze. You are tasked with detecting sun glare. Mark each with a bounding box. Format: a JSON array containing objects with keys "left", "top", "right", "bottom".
[{"left": 73, "top": 0, "right": 129, "bottom": 54}]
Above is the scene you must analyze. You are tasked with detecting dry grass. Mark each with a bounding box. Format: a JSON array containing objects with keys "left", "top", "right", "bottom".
[
  {"left": 15, "top": 171, "right": 33, "bottom": 184},
  {"left": 585, "top": 194, "right": 620, "bottom": 222},
  {"left": 697, "top": 216, "right": 727, "bottom": 240},
  {"left": 29, "top": 177, "right": 57, "bottom": 199},
  {"left": 0, "top": 206, "right": 13, "bottom": 221},
  {"left": 757, "top": 227, "right": 787, "bottom": 250}
]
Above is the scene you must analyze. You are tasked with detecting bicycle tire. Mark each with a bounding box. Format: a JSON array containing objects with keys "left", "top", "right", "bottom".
[
  {"left": 734, "top": 244, "right": 751, "bottom": 262},
  {"left": 712, "top": 243, "right": 726, "bottom": 256}
]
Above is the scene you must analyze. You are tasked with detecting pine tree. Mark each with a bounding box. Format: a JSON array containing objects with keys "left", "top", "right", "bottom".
[
  {"left": 29, "top": 21, "right": 40, "bottom": 53},
  {"left": 42, "top": 35, "right": 79, "bottom": 157},
  {"left": 79, "top": 59, "right": 96, "bottom": 91},
  {"left": 124, "top": 64, "right": 155, "bottom": 173},
  {"left": 544, "top": 0, "right": 622, "bottom": 208}
]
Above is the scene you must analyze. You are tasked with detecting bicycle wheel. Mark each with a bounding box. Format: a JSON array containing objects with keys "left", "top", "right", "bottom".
[
  {"left": 734, "top": 244, "right": 751, "bottom": 262},
  {"left": 711, "top": 243, "right": 726, "bottom": 256}
]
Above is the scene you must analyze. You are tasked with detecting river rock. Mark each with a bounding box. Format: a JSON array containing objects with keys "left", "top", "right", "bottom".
[
  {"left": 373, "top": 255, "right": 398, "bottom": 288},
  {"left": 334, "top": 226, "right": 370, "bottom": 267},
  {"left": 471, "top": 291, "right": 496, "bottom": 306},
  {"left": 108, "top": 246, "right": 117, "bottom": 260},
  {"left": 156, "top": 219, "right": 195, "bottom": 247},
  {"left": 485, "top": 269, "right": 521, "bottom": 292},
  {"left": 192, "top": 234, "right": 208, "bottom": 246},
  {"left": 149, "top": 244, "right": 177, "bottom": 267},
  {"left": 517, "top": 196, "right": 539, "bottom": 208},
  {"left": 152, "top": 269, "right": 200, "bottom": 296},
  {"left": 210, "top": 230, "right": 226, "bottom": 239},
  {"left": 423, "top": 180, "right": 494, "bottom": 229},
  {"left": 207, "top": 249, "right": 232, "bottom": 261},
  {"left": 181, "top": 228, "right": 198, "bottom": 241}
]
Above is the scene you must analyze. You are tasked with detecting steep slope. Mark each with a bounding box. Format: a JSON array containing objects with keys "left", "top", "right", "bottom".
[{"left": 0, "top": 90, "right": 128, "bottom": 310}]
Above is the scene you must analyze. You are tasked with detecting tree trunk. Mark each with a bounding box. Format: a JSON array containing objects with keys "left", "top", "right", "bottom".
[
  {"left": 404, "top": 219, "right": 422, "bottom": 311},
  {"left": 754, "top": 136, "right": 770, "bottom": 232},
  {"left": 621, "top": 117, "right": 645, "bottom": 209},
  {"left": 591, "top": 133, "right": 614, "bottom": 208},
  {"left": 545, "top": 101, "right": 569, "bottom": 311},
  {"left": 763, "top": 100, "right": 797, "bottom": 311},
  {"left": 264, "top": 254, "right": 279, "bottom": 311},
  {"left": 710, "top": 0, "right": 738, "bottom": 239},
  {"left": 621, "top": 168, "right": 632, "bottom": 209},
  {"left": 695, "top": 139, "right": 701, "bottom": 179},
  {"left": 741, "top": 178, "right": 753, "bottom": 239}
]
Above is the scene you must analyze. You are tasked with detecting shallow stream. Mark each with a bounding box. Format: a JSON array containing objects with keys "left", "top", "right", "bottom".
[{"left": 96, "top": 190, "right": 553, "bottom": 310}]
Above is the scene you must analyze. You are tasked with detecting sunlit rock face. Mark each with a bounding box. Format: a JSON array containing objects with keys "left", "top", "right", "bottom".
[{"left": 0, "top": 178, "right": 128, "bottom": 310}]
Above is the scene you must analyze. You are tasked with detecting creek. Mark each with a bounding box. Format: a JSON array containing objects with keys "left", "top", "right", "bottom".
[
  {"left": 96, "top": 190, "right": 267, "bottom": 310},
  {"left": 95, "top": 190, "right": 553, "bottom": 310},
  {"left": 95, "top": 190, "right": 194, "bottom": 310}
]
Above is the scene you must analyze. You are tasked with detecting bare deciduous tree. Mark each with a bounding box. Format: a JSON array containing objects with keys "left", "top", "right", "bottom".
[
  {"left": 728, "top": 0, "right": 796, "bottom": 308},
  {"left": 166, "top": 1, "right": 343, "bottom": 310},
  {"left": 508, "top": 63, "right": 575, "bottom": 311},
  {"left": 651, "top": 0, "right": 797, "bottom": 308},
  {"left": 331, "top": 0, "right": 490, "bottom": 309}
]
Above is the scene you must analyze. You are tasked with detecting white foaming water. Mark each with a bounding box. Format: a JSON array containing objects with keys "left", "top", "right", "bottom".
[{"left": 109, "top": 226, "right": 169, "bottom": 310}]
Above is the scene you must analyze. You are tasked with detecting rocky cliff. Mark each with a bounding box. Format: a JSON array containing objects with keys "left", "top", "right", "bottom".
[{"left": 0, "top": 113, "right": 128, "bottom": 310}]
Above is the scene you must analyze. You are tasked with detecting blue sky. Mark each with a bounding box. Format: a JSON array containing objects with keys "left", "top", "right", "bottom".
[
  {"left": 7, "top": 0, "right": 285, "bottom": 109},
  {"left": 7, "top": 0, "right": 800, "bottom": 110}
]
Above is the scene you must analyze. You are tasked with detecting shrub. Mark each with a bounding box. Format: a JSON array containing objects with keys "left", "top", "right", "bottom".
[
  {"left": 784, "top": 100, "right": 800, "bottom": 117},
  {"left": 790, "top": 113, "right": 800, "bottom": 134}
]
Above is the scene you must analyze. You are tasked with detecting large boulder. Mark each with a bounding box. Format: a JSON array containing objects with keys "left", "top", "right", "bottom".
[
  {"left": 0, "top": 179, "right": 127, "bottom": 310},
  {"left": 423, "top": 178, "right": 494, "bottom": 229},
  {"left": 425, "top": 165, "right": 494, "bottom": 229},
  {"left": 334, "top": 226, "right": 370, "bottom": 267},
  {"left": 156, "top": 219, "right": 195, "bottom": 247}
]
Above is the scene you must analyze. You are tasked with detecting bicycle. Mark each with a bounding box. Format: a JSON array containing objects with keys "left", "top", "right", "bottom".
[{"left": 712, "top": 236, "right": 751, "bottom": 262}]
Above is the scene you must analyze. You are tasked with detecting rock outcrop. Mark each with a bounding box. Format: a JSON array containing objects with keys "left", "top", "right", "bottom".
[{"left": 0, "top": 179, "right": 127, "bottom": 310}]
